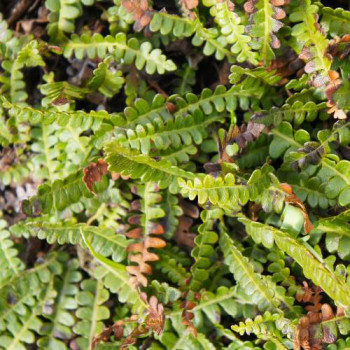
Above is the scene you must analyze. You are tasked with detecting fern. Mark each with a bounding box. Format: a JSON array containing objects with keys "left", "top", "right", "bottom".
[
  {"left": 192, "top": 21, "right": 236, "bottom": 62},
  {"left": 0, "top": 220, "right": 24, "bottom": 286},
  {"left": 246, "top": 0, "right": 285, "bottom": 63},
  {"left": 11, "top": 218, "right": 128, "bottom": 262},
  {"left": 1, "top": 40, "right": 45, "bottom": 104},
  {"left": 150, "top": 12, "right": 196, "bottom": 38},
  {"left": 74, "top": 279, "right": 110, "bottom": 349},
  {"left": 189, "top": 210, "right": 219, "bottom": 292},
  {"left": 220, "top": 228, "right": 286, "bottom": 312},
  {"left": 45, "top": 0, "right": 94, "bottom": 42},
  {"left": 321, "top": 7, "right": 350, "bottom": 37},
  {"left": 315, "top": 210, "right": 350, "bottom": 260},
  {"left": 290, "top": 0, "right": 331, "bottom": 81},
  {"left": 239, "top": 217, "right": 350, "bottom": 309},
  {"left": 104, "top": 141, "right": 196, "bottom": 192},
  {"left": 81, "top": 230, "right": 148, "bottom": 314},
  {"left": 4, "top": 2, "right": 350, "bottom": 348},
  {"left": 87, "top": 56, "right": 125, "bottom": 98},
  {"left": 38, "top": 259, "right": 82, "bottom": 350},
  {"left": 64, "top": 33, "right": 177, "bottom": 75},
  {"left": 115, "top": 109, "right": 223, "bottom": 155},
  {"left": 203, "top": 0, "right": 258, "bottom": 64},
  {"left": 253, "top": 101, "right": 327, "bottom": 127}
]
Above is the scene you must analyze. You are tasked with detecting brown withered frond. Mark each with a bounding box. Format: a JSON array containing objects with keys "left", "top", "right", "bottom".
[{"left": 125, "top": 184, "right": 166, "bottom": 287}]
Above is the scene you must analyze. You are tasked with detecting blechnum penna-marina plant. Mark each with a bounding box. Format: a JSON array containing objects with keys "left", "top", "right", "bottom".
[{"left": 4, "top": 0, "right": 350, "bottom": 349}]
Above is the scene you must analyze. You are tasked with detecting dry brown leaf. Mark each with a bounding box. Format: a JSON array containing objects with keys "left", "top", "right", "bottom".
[
  {"left": 83, "top": 159, "right": 109, "bottom": 193},
  {"left": 121, "top": 0, "right": 152, "bottom": 31}
]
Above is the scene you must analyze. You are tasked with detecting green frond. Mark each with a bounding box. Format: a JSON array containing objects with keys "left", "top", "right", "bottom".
[
  {"left": 38, "top": 259, "right": 82, "bottom": 350},
  {"left": 269, "top": 121, "right": 310, "bottom": 160},
  {"left": 81, "top": 231, "right": 147, "bottom": 314},
  {"left": 155, "top": 250, "right": 190, "bottom": 287},
  {"left": 193, "top": 286, "right": 239, "bottom": 324},
  {"left": 104, "top": 141, "right": 196, "bottom": 193},
  {"left": 247, "top": 0, "right": 284, "bottom": 63},
  {"left": 231, "top": 312, "right": 291, "bottom": 349},
  {"left": 87, "top": 56, "right": 125, "bottom": 98},
  {"left": 290, "top": 0, "right": 331, "bottom": 79},
  {"left": 74, "top": 279, "right": 110, "bottom": 349},
  {"left": 1, "top": 97, "right": 121, "bottom": 132},
  {"left": 0, "top": 277, "right": 57, "bottom": 350},
  {"left": 229, "top": 66, "right": 282, "bottom": 86},
  {"left": 0, "top": 221, "right": 24, "bottom": 287},
  {"left": 219, "top": 229, "right": 281, "bottom": 311},
  {"left": 64, "top": 33, "right": 177, "bottom": 74},
  {"left": 253, "top": 101, "right": 327, "bottom": 127},
  {"left": 0, "top": 252, "right": 64, "bottom": 343},
  {"left": 115, "top": 109, "right": 223, "bottom": 155},
  {"left": 178, "top": 173, "right": 248, "bottom": 211},
  {"left": 189, "top": 211, "right": 220, "bottom": 291},
  {"left": 45, "top": 0, "right": 85, "bottom": 42},
  {"left": 179, "top": 165, "right": 285, "bottom": 213},
  {"left": 11, "top": 218, "right": 128, "bottom": 262},
  {"left": 321, "top": 7, "right": 350, "bottom": 37},
  {"left": 150, "top": 12, "right": 196, "bottom": 38},
  {"left": 192, "top": 22, "right": 235, "bottom": 62},
  {"left": 239, "top": 217, "right": 350, "bottom": 309},
  {"left": 203, "top": 0, "right": 258, "bottom": 64},
  {"left": 315, "top": 210, "right": 350, "bottom": 260},
  {"left": 1, "top": 40, "right": 45, "bottom": 104}
]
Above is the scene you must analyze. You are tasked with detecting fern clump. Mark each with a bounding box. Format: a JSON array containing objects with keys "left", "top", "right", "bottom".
[{"left": 2, "top": 1, "right": 350, "bottom": 349}]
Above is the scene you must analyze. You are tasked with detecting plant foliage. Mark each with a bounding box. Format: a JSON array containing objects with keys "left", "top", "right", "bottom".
[{"left": 2, "top": 1, "right": 350, "bottom": 349}]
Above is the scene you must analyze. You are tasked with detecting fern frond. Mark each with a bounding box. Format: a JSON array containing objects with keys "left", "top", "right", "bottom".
[
  {"left": 315, "top": 209, "right": 350, "bottom": 260},
  {"left": 192, "top": 22, "right": 235, "bottom": 62},
  {"left": 150, "top": 11, "right": 196, "bottom": 37},
  {"left": 20, "top": 172, "right": 96, "bottom": 214},
  {"left": 64, "top": 33, "right": 177, "bottom": 74},
  {"left": 115, "top": 109, "right": 223, "bottom": 155},
  {"left": 155, "top": 249, "right": 190, "bottom": 287},
  {"left": 219, "top": 229, "right": 281, "bottom": 311},
  {"left": 87, "top": 56, "right": 125, "bottom": 98},
  {"left": 290, "top": 0, "right": 331, "bottom": 81},
  {"left": 1, "top": 97, "right": 121, "bottom": 132},
  {"left": 321, "top": 7, "right": 350, "bottom": 37},
  {"left": 1, "top": 40, "right": 45, "bottom": 104},
  {"left": 253, "top": 101, "right": 327, "bottom": 127},
  {"left": 203, "top": 0, "right": 258, "bottom": 64},
  {"left": 179, "top": 165, "right": 285, "bottom": 213},
  {"left": 189, "top": 210, "right": 219, "bottom": 291},
  {"left": 193, "top": 286, "right": 239, "bottom": 324},
  {"left": 269, "top": 121, "right": 310, "bottom": 160},
  {"left": 40, "top": 79, "right": 89, "bottom": 106},
  {"left": 74, "top": 279, "right": 110, "bottom": 349},
  {"left": 38, "top": 259, "right": 82, "bottom": 350},
  {"left": 246, "top": 0, "right": 286, "bottom": 63},
  {"left": 239, "top": 217, "right": 350, "bottom": 309},
  {"left": 156, "top": 144, "right": 198, "bottom": 166},
  {"left": 104, "top": 141, "right": 196, "bottom": 193},
  {"left": 0, "top": 252, "right": 63, "bottom": 337},
  {"left": 125, "top": 182, "right": 166, "bottom": 287},
  {"left": 45, "top": 0, "right": 85, "bottom": 42},
  {"left": 82, "top": 231, "right": 147, "bottom": 314},
  {"left": 0, "top": 276, "right": 57, "bottom": 350},
  {"left": 0, "top": 220, "right": 24, "bottom": 286},
  {"left": 229, "top": 65, "right": 282, "bottom": 86},
  {"left": 178, "top": 173, "right": 248, "bottom": 211},
  {"left": 11, "top": 218, "right": 128, "bottom": 262},
  {"left": 231, "top": 312, "right": 291, "bottom": 349}
]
